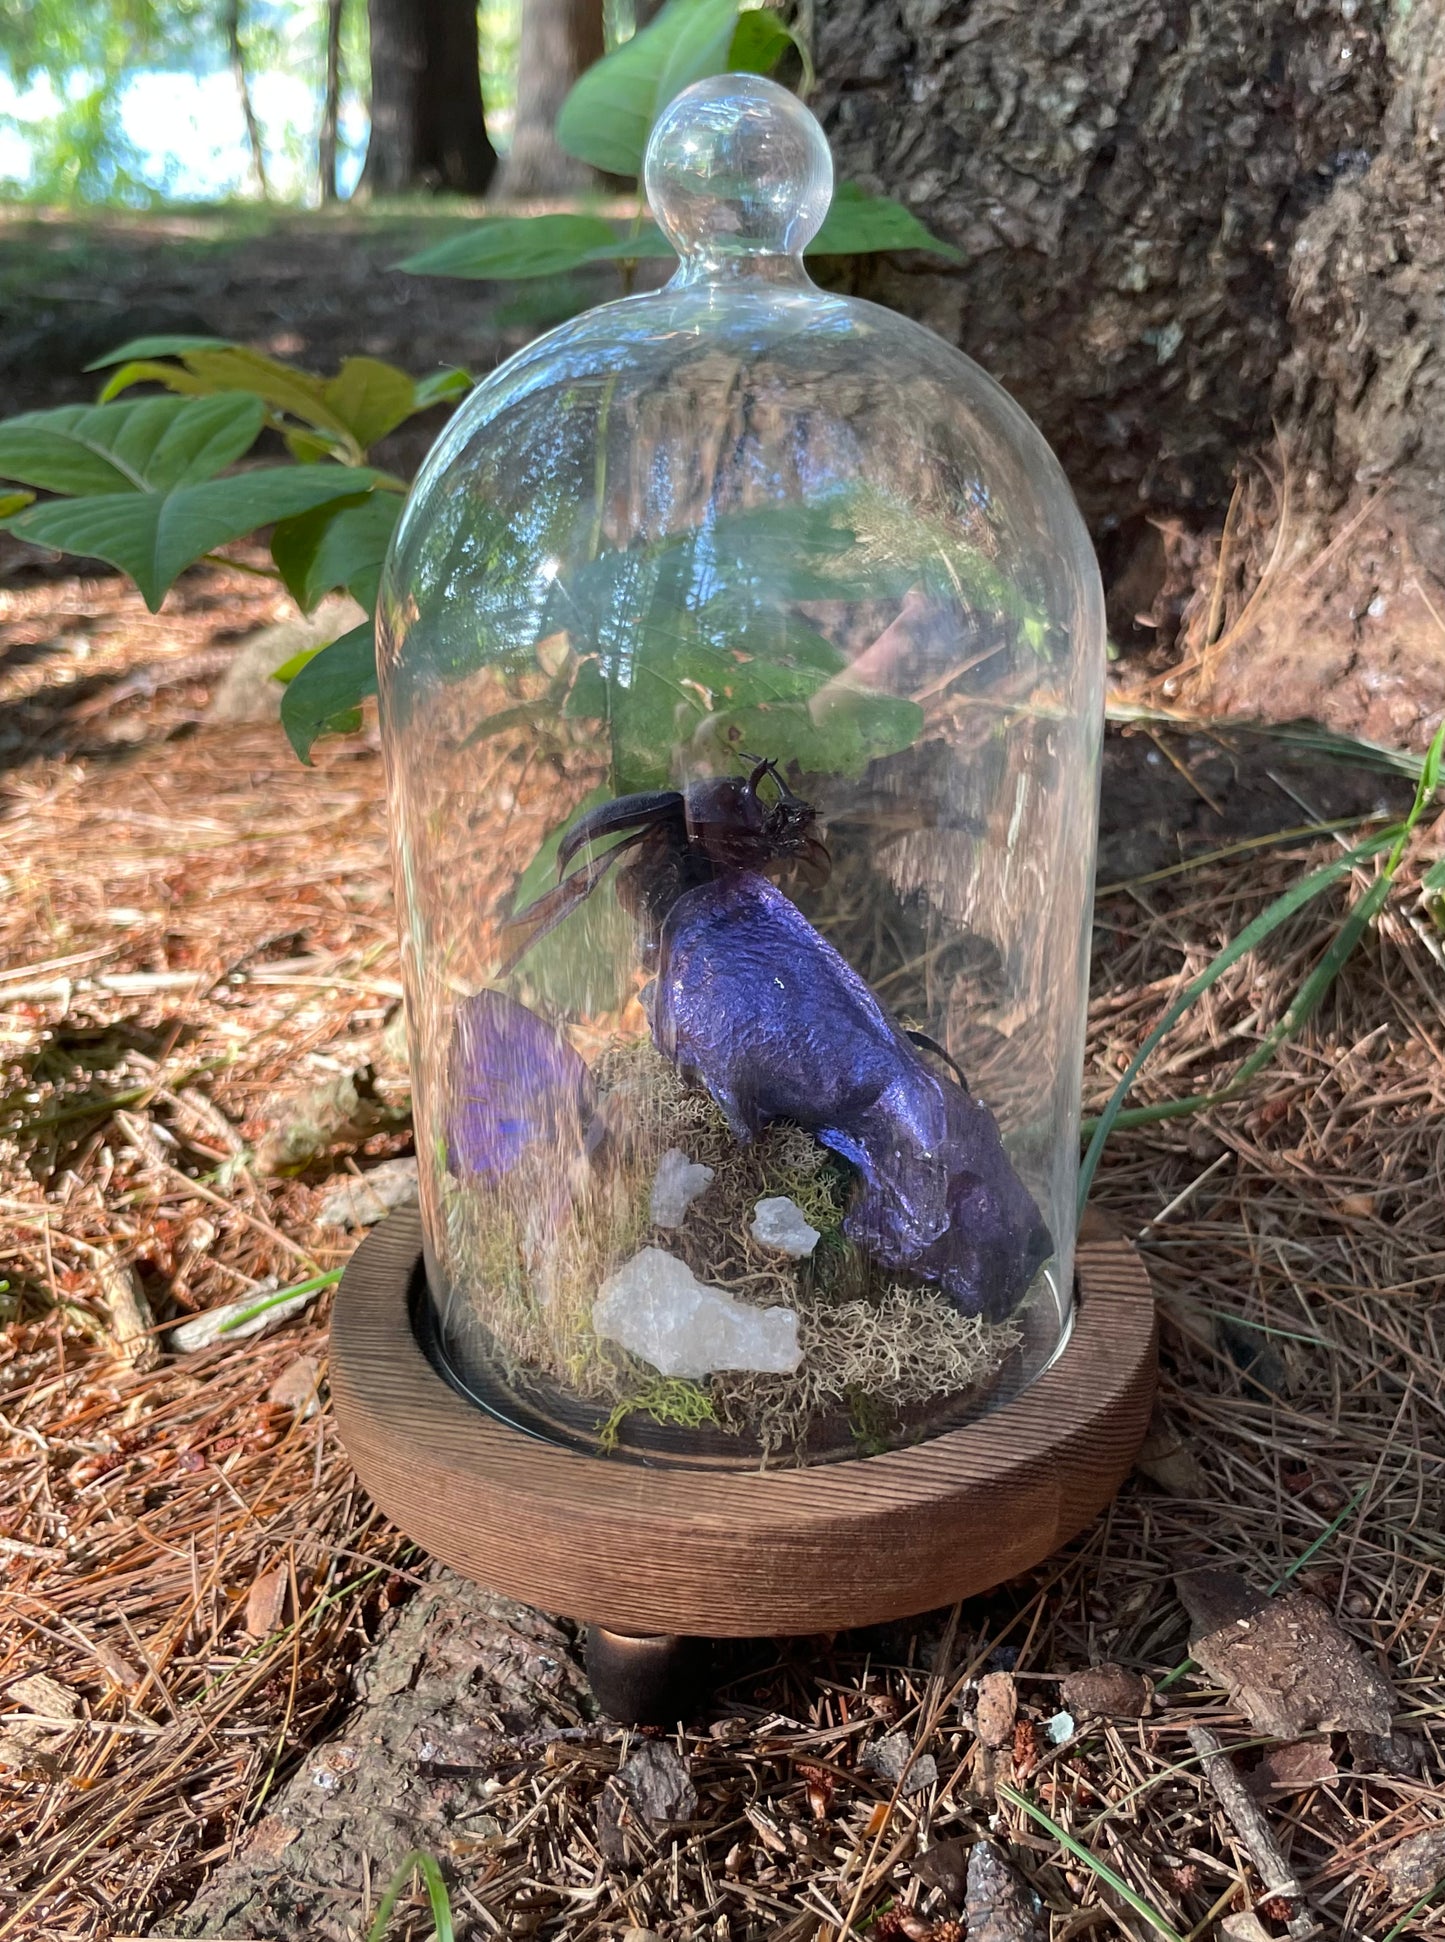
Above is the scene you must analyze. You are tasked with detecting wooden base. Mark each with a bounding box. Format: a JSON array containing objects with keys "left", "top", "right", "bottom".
[{"left": 329, "top": 1206, "right": 1156, "bottom": 1637}]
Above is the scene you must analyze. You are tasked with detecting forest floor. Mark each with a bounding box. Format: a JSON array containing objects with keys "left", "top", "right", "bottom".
[
  {"left": 0, "top": 205, "right": 1443, "bottom": 1942},
  {"left": 0, "top": 554, "right": 1441, "bottom": 1942}
]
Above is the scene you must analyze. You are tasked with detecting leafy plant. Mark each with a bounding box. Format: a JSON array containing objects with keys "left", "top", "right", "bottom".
[
  {"left": 402, "top": 0, "right": 957, "bottom": 286},
  {"left": 0, "top": 336, "right": 455, "bottom": 750},
  {"left": 0, "top": 4, "right": 962, "bottom": 773}
]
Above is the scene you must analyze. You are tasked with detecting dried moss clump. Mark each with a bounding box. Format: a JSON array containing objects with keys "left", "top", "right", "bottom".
[{"left": 442, "top": 1035, "right": 1020, "bottom": 1461}]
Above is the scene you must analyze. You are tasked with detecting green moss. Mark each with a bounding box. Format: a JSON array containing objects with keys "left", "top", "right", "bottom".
[
  {"left": 846, "top": 1385, "right": 895, "bottom": 1457},
  {"left": 596, "top": 1375, "right": 719, "bottom": 1453}
]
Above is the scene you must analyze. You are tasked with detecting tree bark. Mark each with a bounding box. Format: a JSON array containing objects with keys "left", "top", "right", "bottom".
[
  {"left": 224, "top": 0, "right": 271, "bottom": 200},
  {"left": 358, "top": 0, "right": 497, "bottom": 197},
  {"left": 319, "top": 0, "right": 344, "bottom": 202},
  {"left": 814, "top": 0, "right": 1445, "bottom": 747},
  {"left": 500, "top": 0, "right": 605, "bottom": 197}
]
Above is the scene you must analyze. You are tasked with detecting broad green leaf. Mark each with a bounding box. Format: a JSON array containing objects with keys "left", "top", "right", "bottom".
[
  {"left": 413, "top": 367, "right": 473, "bottom": 409},
  {"left": 5, "top": 466, "right": 377, "bottom": 611},
  {"left": 99, "top": 346, "right": 352, "bottom": 442},
  {"left": 729, "top": 7, "right": 807, "bottom": 81},
  {"left": 0, "top": 394, "right": 264, "bottom": 496},
  {"left": 811, "top": 182, "right": 961, "bottom": 260},
  {"left": 557, "top": 0, "right": 740, "bottom": 177},
  {"left": 401, "top": 214, "right": 623, "bottom": 279},
  {"left": 704, "top": 686, "right": 925, "bottom": 779},
  {"left": 85, "top": 334, "right": 235, "bottom": 371},
  {"left": 509, "top": 786, "right": 634, "bottom": 1014},
  {"left": 96, "top": 359, "right": 216, "bottom": 404},
  {"left": 402, "top": 184, "right": 959, "bottom": 284},
  {"left": 321, "top": 358, "right": 418, "bottom": 452},
  {"left": 270, "top": 489, "right": 402, "bottom": 614},
  {"left": 279, "top": 621, "right": 378, "bottom": 762},
  {"left": 283, "top": 428, "right": 345, "bottom": 464}
]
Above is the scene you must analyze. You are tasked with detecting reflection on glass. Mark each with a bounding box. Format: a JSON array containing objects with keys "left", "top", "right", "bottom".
[{"left": 377, "top": 75, "right": 1104, "bottom": 1467}]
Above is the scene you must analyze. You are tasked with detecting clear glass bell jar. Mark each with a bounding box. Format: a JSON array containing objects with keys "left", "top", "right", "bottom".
[{"left": 375, "top": 73, "right": 1105, "bottom": 1468}]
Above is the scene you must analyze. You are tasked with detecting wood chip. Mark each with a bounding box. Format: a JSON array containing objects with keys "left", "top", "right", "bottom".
[
  {"left": 1246, "top": 1738, "right": 1338, "bottom": 1795},
  {"left": 95, "top": 1256, "right": 158, "bottom": 1371},
  {"left": 8, "top": 1672, "right": 79, "bottom": 1721},
  {"left": 244, "top": 1567, "right": 288, "bottom": 1638},
  {"left": 1374, "top": 1824, "right": 1445, "bottom": 1898},
  {"left": 1135, "top": 1409, "right": 1206, "bottom": 1494},
  {"left": 1060, "top": 1663, "right": 1152, "bottom": 1719},
  {"left": 267, "top": 1353, "right": 323, "bottom": 1419},
  {"left": 974, "top": 1671, "right": 1018, "bottom": 1749},
  {"left": 1180, "top": 1571, "right": 1394, "bottom": 1738},
  {"left": 914, "top": 1833, "right": 976, "bottom": 1910}
]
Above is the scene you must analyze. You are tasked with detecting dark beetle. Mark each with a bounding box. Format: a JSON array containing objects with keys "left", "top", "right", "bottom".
[{"left": 506, "top": 759, "right": 829, "bottom": 965}]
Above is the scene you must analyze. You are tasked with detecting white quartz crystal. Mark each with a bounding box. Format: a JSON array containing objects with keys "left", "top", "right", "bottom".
[
  {"left": 593, "top": 1246, "right": 801, "bottom": 1378},
  {"left": 750, "top": 1195, "right": 821, "bottom": 1258},
  {"left": 649, "top": 1146, "right": 715, "bottom": 1227}
]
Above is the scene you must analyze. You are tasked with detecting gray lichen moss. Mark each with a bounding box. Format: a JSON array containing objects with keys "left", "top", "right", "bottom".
[{"left": 442, "top": 1038, "right": 1019, "bottom": 1463}]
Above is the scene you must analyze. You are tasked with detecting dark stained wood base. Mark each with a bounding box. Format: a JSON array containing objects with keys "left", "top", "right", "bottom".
[{"left": 329, "top": 1206, "right": 1157, "bottom": 1637}]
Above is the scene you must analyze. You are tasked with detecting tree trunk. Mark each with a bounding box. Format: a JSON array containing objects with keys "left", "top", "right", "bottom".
[
  {"left": 224, "top": 0, "right": 270, "bottom": 199},
  {"left": 500, "top": 0, "right": 605, "bottom": 196},
  {"left": 358, "top": 0, "right": 497, "bottom": 197},
  {"left": 319, "top": 0, "right": 344, "bottom": 202},
  {"left": 813, "top": 0, "right": 1445, "bottom": 748}
]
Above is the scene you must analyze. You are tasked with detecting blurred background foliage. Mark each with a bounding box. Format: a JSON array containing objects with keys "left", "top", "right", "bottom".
[{"left": 0, "top": 0, "right": 608, "bottom": 207}]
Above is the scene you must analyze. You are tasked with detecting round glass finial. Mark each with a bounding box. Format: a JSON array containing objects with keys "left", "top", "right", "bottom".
[{"left": 644, "top": 72, "right": 833, "bottom": 266}]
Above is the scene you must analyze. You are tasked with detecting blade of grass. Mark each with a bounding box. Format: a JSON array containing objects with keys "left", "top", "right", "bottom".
[
  {"left": 997, "top": 1784, "right": 1187, "bottom": 1942},
  {"left": 1077, "top": 826, "right": 1400, "bottom": 1209},
  {"left": 1096, "top": 814, "right": 1383, "bottom": 896},
  {"left": 367, "top": 1849, "right": 454, "bottom": 1942},
  {"left": 1080, "top": 718, "right": 1444, "bottom": 1206},
  {"left": 216, "top": 1268, "right": 343, "bottom": 1333}
]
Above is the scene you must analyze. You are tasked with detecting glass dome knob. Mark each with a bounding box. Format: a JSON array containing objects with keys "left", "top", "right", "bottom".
[{"left": 644, "top": 72, "right": 834, "bottom": 268}]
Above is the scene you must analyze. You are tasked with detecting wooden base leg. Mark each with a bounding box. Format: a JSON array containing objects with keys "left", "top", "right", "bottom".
[{"left": 584, "top": 1627, "right": 708, "bottom": 1726}]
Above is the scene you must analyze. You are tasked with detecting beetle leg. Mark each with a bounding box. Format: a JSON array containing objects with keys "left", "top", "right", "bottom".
[
  {"left": 500, "top": 828, "right": 650, "bottom": 970},
  {"left": 557, "top": 789, "right": 682, "bottom": 876}
]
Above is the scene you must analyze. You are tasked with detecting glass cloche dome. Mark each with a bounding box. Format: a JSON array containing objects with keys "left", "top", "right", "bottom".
[{"left": 376, "top": 74, "right": 1104, "bottom": 1468}]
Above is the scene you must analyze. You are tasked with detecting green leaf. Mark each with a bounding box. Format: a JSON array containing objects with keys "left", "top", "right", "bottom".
[
  {"left": 401, "top": 214, "right": 626, "bottom": 280},
  {"left": 412, "top": 367, "right": 473, "bottom": 409},
  {"left": 705, "top": 685, "right": 925, "bottom": 779},
  {"left": 0, "top": 489, "right": 35, "bottom": 519},
  {"left": 0, "top": 394, "right": 265, "bottom": 496},
  {"left": 366, "top": 1849, "right": 454, "bottom": 1942},
  {"left": 729, "top": 7, "right": 809, "bottom": 82},
  {"left": 5, "top": 466, "right": 376, "bottom": 611},
  {"left": 96, "top": 358, "right": 216, "bottom": 404},
  {"left": 270, "top": 489, "right": 402, "bottom": 615},
  {"left": 279, "top": 621, "right": 378, "bottom": 762},
  {"left": 85, "top": 334, "right": 236, "bottom": 371},
  {"left": 557, "top": 0, "right": 740, "bottom": 177},
  {"left": 811, "top": 182, "right": 961, "bottom": 260},
  {"left": 509, "top": 786, "right": 634, "bottom": 1014},
  {"left": 321, "top": 358, "right": 418, "bottom": 452}
]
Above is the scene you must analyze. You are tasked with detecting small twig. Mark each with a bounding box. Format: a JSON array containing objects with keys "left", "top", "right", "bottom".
[{"left": 1185, "top": 1726, "right": 1316, "bottom": 1939}]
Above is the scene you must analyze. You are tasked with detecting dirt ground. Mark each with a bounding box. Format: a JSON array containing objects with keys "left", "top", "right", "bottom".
[{"left": 0, "top": 551, "right": 1441, "bottom": 1940}]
